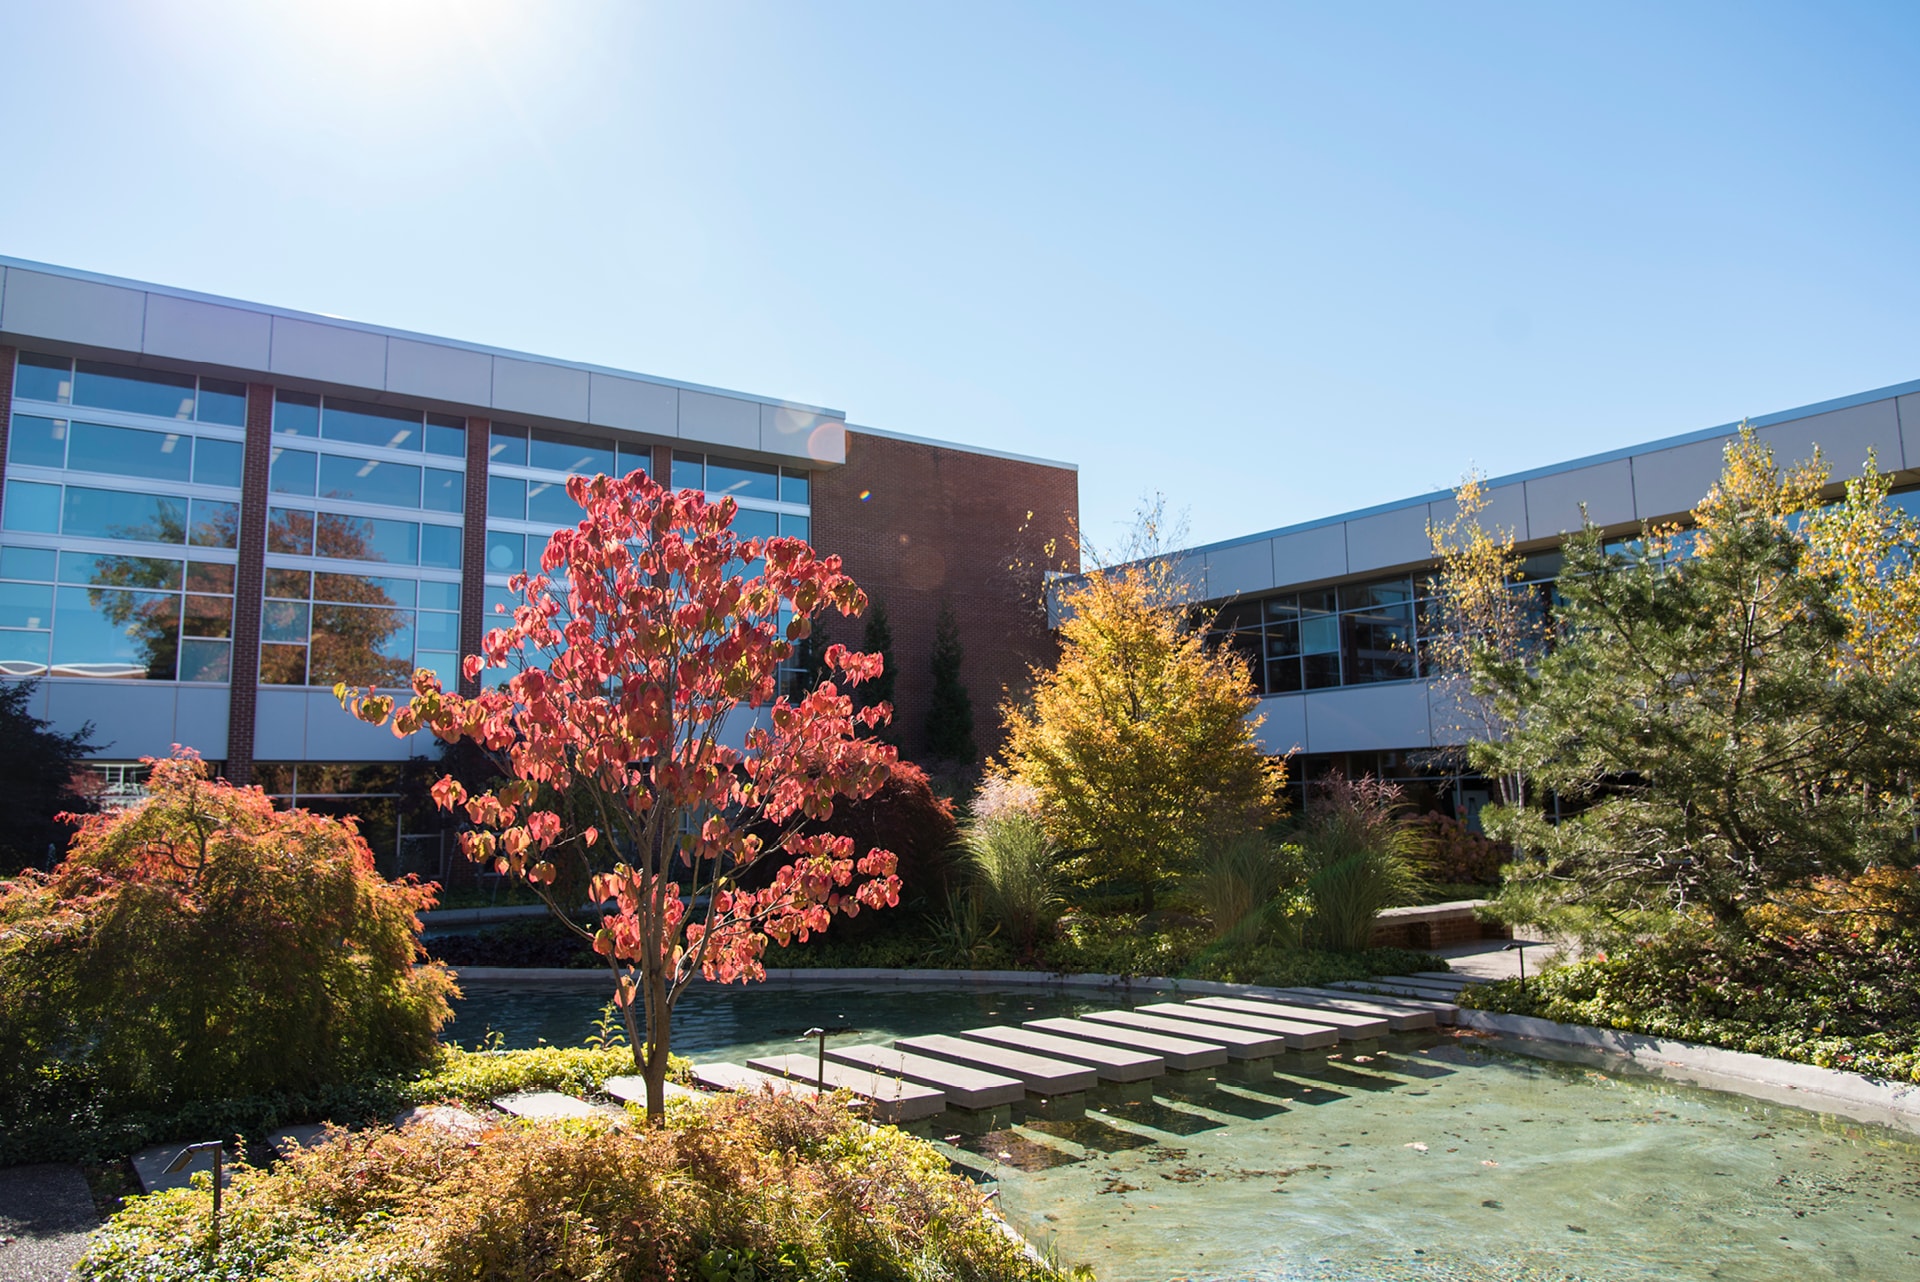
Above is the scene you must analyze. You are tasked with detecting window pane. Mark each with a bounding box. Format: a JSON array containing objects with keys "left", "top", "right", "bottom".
[
  {"left": 63, "top": 488, "right": 186, "bottom": 543},
  {"left": 671, "top": 451, "right": 704, "bottom": 491},
  {"left": 485, "top": 584, "right": 517, "bottom": 618},
  {"left": 1299, "top": 611, "right": 1339, "bottom": 655},
  {"left": 417, "top": 609, "right": 460, "bottom": 650},
  {"left": 270, "top": 447, "right": 318, "bottom": 495},
  {"left": 318, "top": 454, "right": 421, "bottom": 508},
  {"left": 268, "top": 508, "right": 315, "bottom": 555},
  {"left": 315, "top": 572, "right": 413, "bottom": 607},
  {"left": 274, "top": 391, "right": 320, "bottom": 436},
  {"left": 72, "top": 360, "right": 195, "bottom": 420},
  {"left": 1304, "top": 652, "right": 1341, "bottom": 689},
  {"left": 3, "top": 482, "right": 62, "bottom": 533},
  {"left": 188, "top": 499, "right": 238, "bottom": 548},
  {"left": 260, "top": 644, "right": 307, "bottom": 685},
  {"left": 420, "top": 522, "right": 461, "bottom": 570},
  {"left": 781, "top": 469, "right": 810, "bottom": 505},
  {"left": 489, "top": 423, "right": 527, "bottom": 466},
  {"left": 265, "top": 568, "right": 310, "bottom": 599},
  {"left": 780, "top": 513, "right": 811, "bottom": 543},
  {"left": 0, "top": 582, "right": 54, "bottom": 629},
  {"left": 316, "top": 513, "right": 417, "bottom": 564},
  {"left": 15, "top": 352, "right": 71, "bottom": 404},
  {"left": 187, "top": 561, "right": 235, "bottom": 594},
  {"left": 0, "top": 546, "right": 58, "bottom": 581},
  {"left": 424, "top": 414, "right": 466, "bottom": 458},
  {"left": 60, "top": 552, "right": 182, "bottom": 589},
  {"left": 197, "top": 378, "right": 247, "bottom": 427},
  {"left": 8, "top": 415, "right": 67, "bottom": 468},
  {"left": 488, "top": 475, "right": 526, "bottom": 520},
  {"left": 486, "top": 529, "right": 525, "bottom": 575},
  {"left": 529, "top": 428, "right": 614, "bottom": 477},
  {"left": 52, "top": 585, "right": 178, "bottom": 680},
  {"left": 423, "top": 468, "right": 463, "bottom": 514},
  {"left": 66, "top": 422, "right": 194, "bottom": 484},
  {"left": 1339, "top": 577, "right": 1415, "bottom": 612},
  {"left": 179, "top": 638, "right": 231, "bottom": 682},
  {"left": 417, "top": 650, "right": 459, "bottom": 689},
  {"left": 525, "top": 479, "right": 580, "bottom": 526},
  {"left": 1264, "top": 649, "right": 1303, "bottom": 694},
  {"left": 262, "top": 600, "right": 310, "bottom": 643},
  {"left": 310, "top": 604, "right": 413, "bottom": 686},
  {"left": 183, "top": 595, "right": 234, "bottom": 638},
  {"left": 323, "top": 398, "right": 421, "bottom": 450},
  {"left": 707, "top": 458, "right": 778, "bottom": 501},
  {"left": 418, "top": 580, "right": 459, "bottom": 611},
  {"left": 0, "top": 629, "right": 50, "bottom": 676},
  {"left": 617, "top": 443, "right": 655, "bottom": 478},
  {"left": 732, "top": 508, "right": 777, "bottom": 541},
  {"left": 194, "top": 436, "right": 244, "bottom": 487}
]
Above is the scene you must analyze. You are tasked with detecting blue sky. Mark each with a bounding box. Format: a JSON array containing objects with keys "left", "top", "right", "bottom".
[{"left": 4, "top": 2, "right": 1918, "bottom": 551}]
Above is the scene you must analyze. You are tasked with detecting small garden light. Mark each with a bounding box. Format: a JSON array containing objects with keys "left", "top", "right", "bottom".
[
  {"left": 164, "top": 1140, "right": 225, "bottom": 1250},
  {"left": 802, "top": 1027, "right": 828, "bottom": 1087},
  {"left": 1503, "top": 940, "right": 1546, "bottom": 993}
]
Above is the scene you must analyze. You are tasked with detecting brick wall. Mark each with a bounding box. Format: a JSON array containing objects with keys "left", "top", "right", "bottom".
[
  {"left": 223, "top": 383, "right": 276, "bottom": 784},
  {"left": 810, "top": 431, "right": 1079, "bottom": 763},
  {"left": 0, "top": 345, "right": 14, "bottom": 525},
  {"left": 459, "top": 417, "right": 491, "bottom": 696}
]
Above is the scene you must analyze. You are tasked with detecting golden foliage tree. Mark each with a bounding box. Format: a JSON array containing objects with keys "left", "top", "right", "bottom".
[{"left": 997, "top": 559, "right": 1285, "bottom": 910}]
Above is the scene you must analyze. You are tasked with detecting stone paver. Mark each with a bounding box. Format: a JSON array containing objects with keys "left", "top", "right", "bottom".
[
  {"left": 394, "top": 1104, "right": 490, "bottom": 1138},
  {"left": 1266, "top": 986, "right": 1455, "bottom": 1026},
  {"left": 1080, "top": 1009, "right": 1283, "bottom": 1060},
  {"left": 690, "top": 1062, "right": 821, "bottom": 1097},
  {"left": 601, "top": 1075, "right": 705, "bottom": 1106},
  {"left": 960, "top": 1025, "right": 1164, "bottom": 1081},
  {"left": 0, "top": 1163, "right": 99, "bottom": 1282},
  {"left": 492, "top": 1091, "right": 620, "bottom": 1120},
  {"left": 1189, "top": 997, "right": 1388, "bottom": 1041},
  {"left": 1024, "top": 1017, "right": 1227, "bottom": 1071},
  {"left": 746, "top": 1054, "right": 947, "bottom": 1122},
  {"left": 1137, "top": 1000, "right": 1341, "bottom": 1048},
  {"left": 895, "top": 1033, "right": 1099, "bottom": 1096},
  {"left": 825, "top": 1046, "right": 1025, "bottom": 1110}
]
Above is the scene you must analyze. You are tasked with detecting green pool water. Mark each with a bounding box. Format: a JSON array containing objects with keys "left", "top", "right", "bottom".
[{"left": 453, "top": 983, "right": 1920, "bottom": 1281}]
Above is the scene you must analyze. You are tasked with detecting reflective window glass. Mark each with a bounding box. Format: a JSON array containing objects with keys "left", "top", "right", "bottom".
[
  {"left": 309, "top": 605, "right": 413, "bottom": 686},
  {"left": 323, "top": 398, "right": 420, "bottom": 450},
  {"left": 486, "top": 529, "right": 525, "bottom": 574},
  {"left": 316, "top": 513, "right": 417, "bottom": 564},
  {"left": 3, "top": 482, "right": 62, "bottom": 533},
  {"left": 0, "top": 546, "right": 58, "bottom": 581},
  {"left": 63, "top": 488, "right": 186, "bottom": 543},
  {"left": 270, "top": 447, "right": 318, "bottom": 495},
  {"left": 60, "top": 552, "right": 182, "bottom": 589},
  {"left": 0, "top": 629, "right": 51, "bottom": 674},
  {"left": 274, "top": 391, "right": 320, "bottom": 437},
  {"left": 489, "top": 423, "right": 527, "bottom": 466},
  {"left": 617, "top": 443, "right": 655, "bottom": 478},
  {"left": 0, "top": 582, "right": 53, "bottom": 629},
  {"left": 780, "top": 513, "right": 811, "bottom": 543},
  {"left": 424, "top": 413, "right": 466, "bottom": 458},
  {"left": 8, "top": 415, "right": 67, "bottom": 469},
  {"left": 187, "top": 562, "right": 235, "bottom": 594},
  {"left": 488, "top": 475, "right": 526, "bottom": 520},
  {"left": 417, "top": 651, "right": 459, "bottom": 689},
  {"left": 318, "top": 454, "right": 421, "bottom": 508},
  {"left": 707, "top": 458, "right": 778, "bottom": 501},
  {"left": 183, "top": 595, "right": 233, "bottom": 638},
  {"left": 193, "top": 437, "right": 244, "bottom": 487},
  {"left": 733, "top": 508, "right": 778, "bottom": 542},
  {"left": 179, "top": 639, "right": 230, "bottom": 683},
  {"left": 418, "top": 580, "right": 460, "bottom": 611},
  {"left": 265, "top": 568, "right": 310, "bottom": 599},
  {"left": 72, "top": 360, "right": 194, "bottom": 420},
  {"left": 315, "top": 573, "right": 413, "bottom": 607},
  {"left": 188, "top": 500, "right": 239, "bottom": 548},
  {"left": 526, "top": 479, "right": 580, "bottom": 525},
  {"left": 67, "top": 422, "right": 194, "bottom": 484},
  {"left": 52, "top": 586, "right": 178, "bottom": 680},
  {"left": 780, "top": 469, "right": 810, "bottom": 505},
  {"left": 423, "top": 468, "right": 463, "bottom": 514},
  {"left": 1339, "top": 577, "right": 1414, "bottom": 612},
  {"left": 197, "top": 378, "right": 247, "bottom": 427},
  {"left": 417, "top": 609, "right": 460, "bottom": 650},
  {"left": 268, "top": 508, "right": 315, "bottom": 555},
  {"left": 671, "top": 451, "right": 704, "bottom": 491},
  {"left": 262, "top": 600, "right": 310, "bottom": 643},
  {"left": 261, "top": 644, "right": 307, "bottom": 685},
  {"left": 529, "top": 428, "right": 614, "bottom": 477},
  {"left": 485, "top": 584, "right": 517, "bottom": 618},
  {"left": 420, "top": 523, "right": 461, "bottom": 570},
  {"left": 15, "top": 353, "right": 71, "bottom": 404}
]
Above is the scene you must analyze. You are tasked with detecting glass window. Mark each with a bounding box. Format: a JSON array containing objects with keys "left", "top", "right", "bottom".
[
  {"left": 318, "top": 454, "right": 421, "bottom": 508},
  {"left": 420, "top": 523, "right": 461, "bottom": 570},
  {"left": 525, "top": 479, "right": 580, "bottom": 525},
  {"left": 52, "top": 585, "right": 178, "bottom": 680},
  {"left": 418, "top": 580, "right": 460, "bottom": 611},
  {"left": 488, "top": 475, "right": 526, "bottom": 520},
  {"left": 707, "top": 458, "right": 778, "bottom": 501},
  {"left": 8, "top": 415, "right": 67, "bottom": 469},
  {"left": 423, "top": 468, "right": 463, "bottom": 514},
  {"left": 316, "top": 513, "right": 417, "bottom": 564},
  {"left": 183, "top": 595, "right": 233, "bottom": 638},
  {"left": 617, "top": 442, "right": 655, "bottom": 478},
  {"left": 179, "top": 639, "right": 230, "bottom": 683},
  {"left": 0, "top": 629, "right": 50, "bottom": 675},
  {"left": 265, "top": 568, "right": 310, "bottom": 599},
  {"left": 489, "top": 423, "right": 527, "bottom": 466},
  {"left": 671, "top": 451, "right": 704, "bottom": 491},
  {"left": 193, "top": 437, "right": 244, "bottom": 487},
  {"left": 15, "top": 352, "right": 72, "bottom": 404},
  {"left": 733, "top": 508, "right": 778, "bottom": 542},
  {"left": 1339, "top": 577, "right": 1414, "bottom": 612},
  {"left": 323, "top": 398, "right": 420, "bottom": 450},
  {"left": 63, "top": 488, "right": 186, "bottom": 543},
  {"left": 72, "top": 360, "right": 194, "bottom": 420},
  {"left": 187, "top": 562, "right": 235, "bottom": 594},
  {"left": 310, "top": 605, "right": 413, "bottom": 686},
  {"left": 188, "top": 500, "right": 239, "bottom": 549},
  {"left": 0, "top": 582, "right": 54, "bottom": 629},
  {"left": 417, "top": 650, "right": 459, "bottom": 689},
  {"left": 417, "top": 609, "right": 460, "bottom": 650},
  {"left": 3, "top": 482, "right": 62, "bottom": 533},
  {"left": 60, "top": 552, "right": 182, "bottom": 589},
  {"left": 486, "top": 529, "right": 525, "bottom": 575},
  {"left": 274, "top": 391, "right": 320, "bottom": 437},
  {"left": 262, "top": 600, "right": 310, "bottom": 643},
  {"left": 197, "top": 378, "right": 247, "bottom": 427},
  {"left": 529, "top": 428, "right": 614, "bottom": 477},
  {"left": 271, "top": 447, "right": 318, "bottom": 495},
  {"left": 315, "top": 572, "right": 413, "bottom": 607},
  {"left": 424, "top": 413, "right": 465, "bottom": 458},
  {"left": 261, "top": 643, "right": 307, "bottom": 685},
  {"left": 1, "top": 546, "right": 58, "bottom": 580},
  {"left": 780, "top": 513, "right": 811, "bottom": 543},
  {"left": 66, "top": 422, "right": 194, "bottom": 485},
  {"left": 485, "top": 584, "right": 518, "bottom": 618},
  {"left": 268, "top": 508, "right": 315, "bottom": 555},
  {"left": 780, "top": 468, "right": 810, "bottom": 505}
]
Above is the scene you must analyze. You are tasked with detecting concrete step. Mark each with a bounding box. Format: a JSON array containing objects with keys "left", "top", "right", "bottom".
[
  {"left": 602, "top": 1075, "right": 707, "bottom": 1107},
  {"left": 747, "top": 1054, "right": 948, "bottom": 1123},
  {"left": 896, "top": 1033, "right": 1099, "bottom": 1096},
  {"left": 1080, "top": 1008, "right": 1284, "bottom": 1060},
  {"left": 1334, "top": 975, "right": 1465, "bottom": 997},
  {"left": 826, "top": 1045, "right": 1025, "bottom": 1110},
  {"left": 1413, "top": 971, "right": 1481, "bottom": 986},
  {"left": 1138, "top": 1001, "right": 1339, "bottom": 1049},
  {"left": 1189, "top": 996, "right": 1388, "bottom": 1042},
  {"left": 1024, "top": 1016, "right": 1228, "bottom": 1072},
  {"left": 690, "top": 1062, "right": 821, "bottom": 1097},
  {"left": 959, "top": 1024, "right": 1165, "bottom": 1082},
  {"left": 493, "top": 1091, "right": 622, "bottom": 1120},
  {"left": 1329, "top": 979, "right": 1472, "bottom": 1001},
  {"left": 1257, "top": 988, "right": 1444, "bottom": 1030}
]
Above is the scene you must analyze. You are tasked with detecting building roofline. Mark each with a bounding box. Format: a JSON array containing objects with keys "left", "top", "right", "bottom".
[{"left": 846, "top": 422, "right": 1079, "bottom": 471}]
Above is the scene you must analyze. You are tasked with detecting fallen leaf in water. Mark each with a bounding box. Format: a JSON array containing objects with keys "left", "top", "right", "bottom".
[
  {"left": 1405, "top": 1142, "right": 1428, "bottom": 1152},
  {"left": 1482, "top": 1160, "right": 1499, "bottom": 1167}
]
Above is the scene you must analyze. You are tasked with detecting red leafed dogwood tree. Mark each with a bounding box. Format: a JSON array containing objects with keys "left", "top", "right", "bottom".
[{"left": 339, "top": 469, "right": 900, "bottom": 1119}]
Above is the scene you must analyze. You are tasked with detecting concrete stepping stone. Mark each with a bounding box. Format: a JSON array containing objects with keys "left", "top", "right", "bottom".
[
  {"left": 826, "top": 1045, "right": 1025, "bottom": 1110},
  {"left": 266, "top": 1123, "right": 330, "bottom": 1159},
  {"left": 746, "top": 1054, "right": 947, "bottom": 1123},
  {"left": 1024, "top": 1016, "right": 1228, "bottom": 1071},
  {"left": 959, "top": 1025, "right": 1164, "bottom": 1082},
  {"left": 1081, "top": 1009, "right": 1285, "bottom": 1060},
  {"left": 602, "top": 1075, "right": 705, "bottom": 1106},
  {"left": 394, "top": 1104, "right": 490, "bottom": 1138},
  {"left": 1413, "top": 971, "right": 1481, "bottom": 986},
  {"left": 131, "top": 1141, "right": 230, "bottom": 1195},
  {"left": 691, "top": 1062, "right": 821, "bottom": 1097},
  {"left": 1189, "top": 996, "right": 1388, "bottom": 1042},
  {"left": 1330, "top": 978, "right": 1470, "bottom": 1001},
  {"left": 1265, "top": 986, "right": 1453, "bottom": 1026},
  {"left": 1139, "top": 1001, "right": 1340, "bottom": 1049},
  {"left": 492, "top": 1091, "right": 621, "bottom": 1120},
  {"left": 896, "top": 1033, "right": 1099, "bottom": 1096}
]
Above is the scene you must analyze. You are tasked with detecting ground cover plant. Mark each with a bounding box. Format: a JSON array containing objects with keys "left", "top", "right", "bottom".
[{"left": 79, "top": 1091, "right": 1071, "bottom": 1282}]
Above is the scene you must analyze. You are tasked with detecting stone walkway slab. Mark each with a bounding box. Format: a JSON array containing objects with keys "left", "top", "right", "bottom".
[
  {"left": 826, "top": 1045, "right": 1025, "bottom": 1109},
  {"left": 895, "top": 1033, "right": 1099, "bottom": 1096},
  {"left": 266, "top": 1123, "right": 330, "bottom": 1159},
  {"left": 747, "top": 1054, "right": 947, "bottom": 1122},
  {"left": 690, "top": 1062, "right": 821, "bottom": 1097},
  {"left": 1191, "top": 996, "right": 1388, "bottom": 1041},
  {"left": 394, "top": 1104, "right": 490, "bottom": 1138},
  {"left": 959, "top": 1025, "right": 1164, "bottom": 1082},
  {"left": 491, "top": 1091, "right": 620, "bottom": 1120},
  {"left": 1265, "top": 986, "right": 1453, "bottom": 1026},
  {"left": 1138, "top": 1001, "right": 1340, "bottom": 1049},
  {"left": 601, "top": 1075, "right": 705, "bottom": 1106},
  {"left": 1081, "top": 1009, "right": 1283, "bottom": 1059},
  {"left": 1024, "top": 1017, "right": 1228, "bottom": 1071}
]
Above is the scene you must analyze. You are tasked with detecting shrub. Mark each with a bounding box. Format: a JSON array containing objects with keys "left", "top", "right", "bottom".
[
  {"left": 0, "top": 753, "right": 455, "bottom": 1132},
  {"left": 0, "top": 678, "right": 101, "bottom": 874},
  {"left": 1192, "top": 831, "right": 1304, "bottom": 946},
  {"left": 1411, "top": 810, "right": 1509, "bottom": 885},
  {"left": 752, "top": 759, "right": 960, "bottom": 921},
  {"left": 79, "top": 1091, "right": 1068, "bottom": 1282},
  {"left": 957, "top": 812, "right": 1065, "bottom": 957},
  {"left": 1294, "top": 775, "right": 1426, "bottom": 951}
]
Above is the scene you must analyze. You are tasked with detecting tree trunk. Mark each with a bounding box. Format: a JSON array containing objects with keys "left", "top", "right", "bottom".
[
  {"left": 1139, "top": 880, "right": 1156, "bottom": 914},
  {"left": 643, "top": 967, "right": 671, "bottom": 1124}
]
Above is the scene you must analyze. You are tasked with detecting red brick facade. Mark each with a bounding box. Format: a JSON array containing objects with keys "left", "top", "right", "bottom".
[
  {"left": 459, "top": 416, "right": 491, "bottom": 697},
  {"left": 810, "top": 431, "right": 1078, "bottom": 763},
  {"left": 222, "top": 383, "right": 277, "bottom": 784}
]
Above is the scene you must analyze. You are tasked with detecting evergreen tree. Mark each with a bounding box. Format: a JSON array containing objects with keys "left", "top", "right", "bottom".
[
  {"left": 0, "top": 681, "right": 100, "bottom": 873},
  {"left": 925, "top": 601, "right": 977, "bottom": 764},
  {"left": 856, "top": 599, "right": 898, "bottom": 744}
]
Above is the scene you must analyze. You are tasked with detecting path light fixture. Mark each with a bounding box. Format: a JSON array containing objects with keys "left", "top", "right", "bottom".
[
  {"left": 802, "top": 1027, "right": 828, "bottom": 1087},
  {"left": 1503, "top": 940, "right": 1547, "bottom": 993},
  {"left": 164, "top": 1140, "right": 225, "bottom": 1249}
]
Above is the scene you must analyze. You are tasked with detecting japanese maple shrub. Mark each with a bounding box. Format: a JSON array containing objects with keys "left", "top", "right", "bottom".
[
  {"left": 0, "top": 752, "right": 454, "bottom": 1125},
  {"left": 342, "top": 469, "right": 901, "bottom": 1120}
]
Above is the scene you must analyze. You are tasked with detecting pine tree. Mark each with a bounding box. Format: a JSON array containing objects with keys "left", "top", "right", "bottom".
[
  {"left": 856, "top": 599, "right": 899, "bottom": 744},
  {"left": 0, "top": 681, "right": 100, "bottom": 873},
  {"left": 925, "top": 601, "right": 977, "bottom": 764}
]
